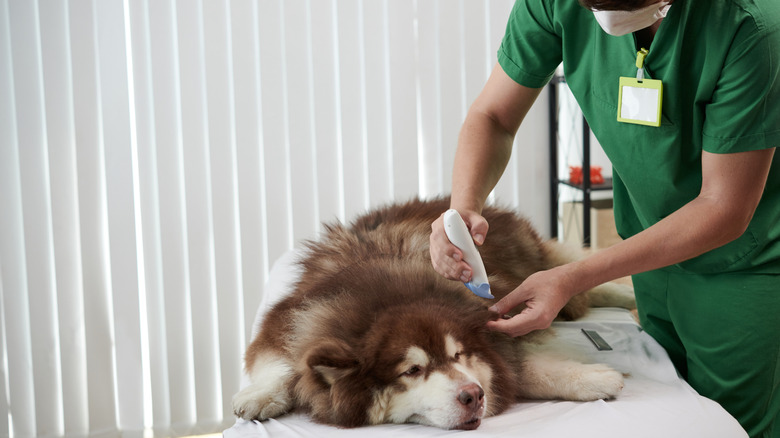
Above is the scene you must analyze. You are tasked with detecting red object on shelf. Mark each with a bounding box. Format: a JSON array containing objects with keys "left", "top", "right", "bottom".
[{"left": 568, "top": 165, "right": 604, "bottom": 185}]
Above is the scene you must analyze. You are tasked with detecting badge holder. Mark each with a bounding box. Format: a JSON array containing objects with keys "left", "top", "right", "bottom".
[{"left": 617, "top": 48, "right": 663, "bottom": 127}]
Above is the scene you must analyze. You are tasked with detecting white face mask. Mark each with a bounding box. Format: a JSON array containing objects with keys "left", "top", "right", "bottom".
[{"left": 593, "top": 1, "right": 671, "bottom": 36}]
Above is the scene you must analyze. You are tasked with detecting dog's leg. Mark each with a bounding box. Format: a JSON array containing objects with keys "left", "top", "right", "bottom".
[
  {"left": 586, "top": 282, "right": 636, "bottom": 309},
  {"left": 540, "top": 240, "right": 586, "bottom": 267},
  {"left": 232, "top": 353, "right": 295, "bottom": 421},
  {"left": 516, "top": 344, "right": 624, "bottom": 401}
]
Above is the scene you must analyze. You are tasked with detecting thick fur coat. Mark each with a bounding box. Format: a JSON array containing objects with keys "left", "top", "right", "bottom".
[{"left": 232, "top": 198, "right": 634, "bottom": 430}]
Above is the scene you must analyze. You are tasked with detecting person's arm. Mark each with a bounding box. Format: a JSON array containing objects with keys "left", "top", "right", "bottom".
[
  {"left": 487, "top": 147, "right": 776, "bottom": 337},
  {"left": 430, "top": 64, "right": 543, "bottom": 282}
]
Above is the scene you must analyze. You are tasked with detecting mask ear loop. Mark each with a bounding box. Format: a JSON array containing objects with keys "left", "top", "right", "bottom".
[{"left": 635, "top": 48, "right": 649, "bottom": 82}]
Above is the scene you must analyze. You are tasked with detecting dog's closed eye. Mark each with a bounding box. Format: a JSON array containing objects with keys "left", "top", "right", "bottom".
[{"left": 401, "top": 365, "right": 423, "bottom": 377}]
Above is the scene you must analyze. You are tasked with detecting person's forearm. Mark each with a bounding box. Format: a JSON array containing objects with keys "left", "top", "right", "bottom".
[
  {"left": 560, "top": 194, "right": 751, "bottom": 294},
  {"left": 448, "top": 66, "right": 543, "bottom": 215},
  {"left": 562, "top": 148, "right": 774, "bottom": 293},
  {"left": 450, "top": 111, "right": 515, "bottom": 214}
]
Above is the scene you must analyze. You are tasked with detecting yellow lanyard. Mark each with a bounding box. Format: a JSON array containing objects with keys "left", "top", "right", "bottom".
[{"left": 635, "top": 48, "right": 649, "bottom": 80}]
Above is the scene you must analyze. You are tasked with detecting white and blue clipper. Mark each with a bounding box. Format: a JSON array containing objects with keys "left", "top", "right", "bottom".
[{"left": 443, "top": 209, "right": 494, "bottom": 299}]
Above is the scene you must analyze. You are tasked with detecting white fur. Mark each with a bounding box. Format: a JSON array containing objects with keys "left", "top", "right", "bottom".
[
  {"left": 455, "top": 356, "right": 494, "bottom": 415},
  {"left": 370, "top": 337, "right": 494, "bottom": 429},
  {"left": 232, "top": 354, "right": 294, "bottom": 420},
  {"left": 386, "top": 371, "right": 479, "bottom": 428},
  {"left": 402, "top": 346, "right": 430, "bottom": 371},
  {"left": 518, "top": 344, "right": 624, "bottom": 401},
  {"left": 587, "top": 282, "right": 636, "bottom": 309}
]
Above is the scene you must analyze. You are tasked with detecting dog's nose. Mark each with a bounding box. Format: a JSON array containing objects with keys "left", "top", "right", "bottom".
[{"left": 457, "top": 384, "right": 484, "bottom": 407}]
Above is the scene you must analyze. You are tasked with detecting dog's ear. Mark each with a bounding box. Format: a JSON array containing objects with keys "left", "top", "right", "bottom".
[{"left": 306, "top": 340, "right": 360, "bottom": 386}]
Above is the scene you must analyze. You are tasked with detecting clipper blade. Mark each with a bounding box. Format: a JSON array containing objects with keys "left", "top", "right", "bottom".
[{"left": 464, "top": 282, "right": 494, "bottom": 299}]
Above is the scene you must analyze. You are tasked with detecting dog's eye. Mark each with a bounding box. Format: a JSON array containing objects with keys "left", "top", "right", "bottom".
[
  {"left": 402, "top": 365, "right": 422, "bottom": 377},
  {"left": 454, "top": 352, "right": 462, "bottom": 361}
]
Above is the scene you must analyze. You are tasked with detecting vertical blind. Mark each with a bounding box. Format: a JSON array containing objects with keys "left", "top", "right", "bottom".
[{"left": 0, "top": 0, "right": 550, "bottom": 437}]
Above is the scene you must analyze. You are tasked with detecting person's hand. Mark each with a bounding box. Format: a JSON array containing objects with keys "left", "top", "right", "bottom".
[
  {"left": 486, "top": 266, "right": 579, "bottom": 337},
  {"left": 430, "top": 210, "right": 489, "bottom": 282}
]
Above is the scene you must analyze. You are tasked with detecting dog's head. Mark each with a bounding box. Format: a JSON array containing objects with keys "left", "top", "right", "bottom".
[{"left": 297, "top": 303, "right": 515, "bottom": 430}]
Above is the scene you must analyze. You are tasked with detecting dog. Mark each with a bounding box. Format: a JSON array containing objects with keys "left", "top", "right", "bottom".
[{"left": 232, "top": 197, "right": 635, "bottom": 430}]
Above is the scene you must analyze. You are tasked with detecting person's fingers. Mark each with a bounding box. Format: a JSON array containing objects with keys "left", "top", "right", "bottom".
[
  {"left": 485, "top": 309, "right": 551, "bottom": 337},
  {"left": 430, "top": 215, "right": 473, "bottom": 281},
  {"left": 488, "top": 288, "right": 528, "bottom": 316},
  {"left": 435, "top": 249, "right": 472, "bottom": 282},
  {"left": 486, "top": 274, "right": 561, "bottom": 337},
  {"left": 462, "top": 212, "right": 489, "bottom": 246}
]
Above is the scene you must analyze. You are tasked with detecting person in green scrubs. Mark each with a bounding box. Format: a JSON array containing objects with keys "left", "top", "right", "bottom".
[{"left": 429, "top": 0, "right": 780, "bottom": 436}]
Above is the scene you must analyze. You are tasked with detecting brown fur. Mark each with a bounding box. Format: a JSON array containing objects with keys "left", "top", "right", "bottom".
[{"left": 234, "top": 197, "right": 632, "bottom": 429}]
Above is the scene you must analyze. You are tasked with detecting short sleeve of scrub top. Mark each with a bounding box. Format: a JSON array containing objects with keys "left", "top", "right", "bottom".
[
  {"left": 701, "top": 8, "right": 780, "bottom": 153},
  {"left": 497, "top": 0, "right": 780, "bottom": 274},
  {"left": 497, "top": 0, "right": 562, "bottom": 88}
]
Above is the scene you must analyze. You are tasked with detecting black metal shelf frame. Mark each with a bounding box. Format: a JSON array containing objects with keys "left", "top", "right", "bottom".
[{"left": 548, "top": 74, "right": 613, "bottom": 247}]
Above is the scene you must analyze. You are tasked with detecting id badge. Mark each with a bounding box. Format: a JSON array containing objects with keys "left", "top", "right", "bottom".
[{"left": 617, "top": 76, "right": 663, "bottom": 127}]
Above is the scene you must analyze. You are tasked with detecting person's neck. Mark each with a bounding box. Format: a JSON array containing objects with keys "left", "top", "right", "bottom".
[{"left": 635, "top": 18, "right": 663, "bottom": 49}]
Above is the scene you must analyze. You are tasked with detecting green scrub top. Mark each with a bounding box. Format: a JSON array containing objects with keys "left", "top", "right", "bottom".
[{"left": 498, "top": 0, "right": 780, "bottom": 274}]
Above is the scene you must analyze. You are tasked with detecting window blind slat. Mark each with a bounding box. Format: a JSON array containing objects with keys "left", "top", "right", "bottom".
[
  {"left": 387, "top": 0, "right": 419, "bottom": 200},
  {"left": 284, "top": 0, "right": 319, "bottom": 244},
  {"left": 462, "top": 1, "right": 489, "bottom": 107},
  {"left": 436, "top": 0, "right": 466, "bottom": 201},
  {"left": 309, "top": 0, "right": 343, "bottom": 227},
  {"left": 0, "top": 18, "right": 19, "bottom": 436},
  {"left": 176, "top": 0, "right": 218, "bottom": 432},
  {"left": 335, "top": 0, "right": 368, "bottom": 219},
  {"left": 39, "top": 0, "right": 90, "bottom": 435},
  {"left": 257, "top": 0, "right": 294, "bottom": 268},
  {"left": 415, "top": 0, "right": 443, "bottom": 196},
  {"left": 152, "top": 0, "right": 196, "bottom": 426},
  {"left": 10, "top": 0, "right": 64, "bottom": 435},
  {"left": 0, "top": 276, "right": 10, "bottom": 438},
  {"left": 0, "top": 6, "right": 36, "bottom": 433},
  {"left": 230, "top": 0, "right": 267, "bottom": 343},
  {"left": 69, "top": 0, "right": 120, "bottom": 434},
  {"left": 126, "top": 0, "right": 174, "bottom": 433},
  {"left": 145, "top": 0, "right": 192, "bottom": 431},
  {"left": 95, "top": 0, "right": 147, "bottom": 433},
  {"left": 202, "top": 0, "right": 242, "bottom": 427},
  {"left": 363, "top": 0, "right": 393, "bottom": 203}
]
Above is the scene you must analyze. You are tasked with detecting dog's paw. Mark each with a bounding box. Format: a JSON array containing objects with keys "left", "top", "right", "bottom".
[
  {"left": 232, "top": 383, "right": 291, "bottom": 421},
  {"left": 571, "top": 363, "right": 624, "bottom": 401}
]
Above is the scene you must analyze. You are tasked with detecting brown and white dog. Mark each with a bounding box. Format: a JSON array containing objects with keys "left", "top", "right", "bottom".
[{"left": 232, "top": 197, "right": 635, "bottom": 430}]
